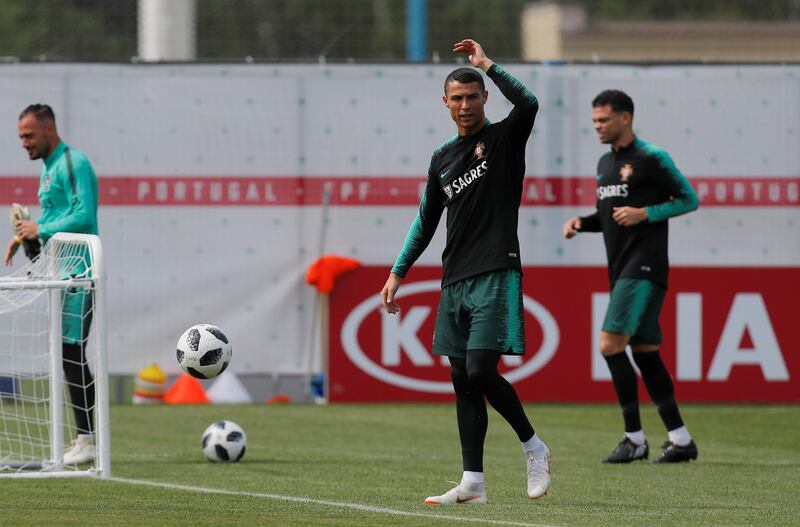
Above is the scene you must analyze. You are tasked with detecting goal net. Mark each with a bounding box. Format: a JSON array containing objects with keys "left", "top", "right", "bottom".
[{"left": 0, "top": 233, "right": 109, "bottom": 478}]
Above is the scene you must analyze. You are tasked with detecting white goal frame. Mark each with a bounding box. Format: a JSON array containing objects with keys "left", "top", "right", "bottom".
[{"left": 0, "top": 233, "right": 110, "bottom": 479}]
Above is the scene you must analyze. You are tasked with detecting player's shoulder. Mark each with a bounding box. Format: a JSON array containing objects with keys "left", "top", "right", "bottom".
[
  {"left": 431, "top": 134, "right": 460, "bottom": 159},
  {"left": 63, "top": 146, "right": 95, "bottom": 171},
  {"left": 635, "top": 138, "right": 672, "bottom": 162}
]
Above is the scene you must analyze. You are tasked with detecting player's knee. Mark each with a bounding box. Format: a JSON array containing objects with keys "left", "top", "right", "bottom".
[
  {"left": 465, "top": 363, "right": 497, "bottom": 388},
  {"left": 598, "top": 341, "right": 620, "bottom": 356},
  {"left": 450, "top": 359, "right": 471, "bottom": 393},
  {"left": 599, "top": 332, "right": 627, "bottom": 356}
]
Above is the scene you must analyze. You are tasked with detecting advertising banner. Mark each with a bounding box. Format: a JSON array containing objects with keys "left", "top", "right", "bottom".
[{"left": 329, "top": 266, "right": 797, "bottom": 403}]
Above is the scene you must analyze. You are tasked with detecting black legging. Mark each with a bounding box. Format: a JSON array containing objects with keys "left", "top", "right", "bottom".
[
  {"left": 63, "top": 342, "right": 94, "bottom": 435},
  {"left": 450, "top": 350, "right": 534, "bottom": 472}
]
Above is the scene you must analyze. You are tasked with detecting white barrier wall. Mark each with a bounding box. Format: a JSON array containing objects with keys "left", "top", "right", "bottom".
[{"left": 0, "top": 63, "right": 796, "bottom": 375}]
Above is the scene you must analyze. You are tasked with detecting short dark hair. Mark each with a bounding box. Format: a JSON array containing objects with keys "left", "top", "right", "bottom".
[
  {"left": 19, "top": 104, "right": 56, "bottom": 123},
  {"left": 444, "top": 67, "right": 485, "bottom": 94},
  {"left": 592, "top": 90, "right": 634, "bottom": 116}
]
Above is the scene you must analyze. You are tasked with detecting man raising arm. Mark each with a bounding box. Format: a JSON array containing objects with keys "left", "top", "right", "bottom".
[{"left": 382, "top": 39, "right": 550, "bottom": 504}]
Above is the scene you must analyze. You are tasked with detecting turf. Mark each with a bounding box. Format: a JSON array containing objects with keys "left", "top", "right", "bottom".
[{"left": 1, "top": 404, "right": 798, "bottom": 526}]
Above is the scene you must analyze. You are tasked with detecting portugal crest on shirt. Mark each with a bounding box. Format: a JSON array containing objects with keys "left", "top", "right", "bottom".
[
  {"left": 443, "top": 184, "right": 453, "bottom": 199},
  {"left": 43, "top": 173, "right": 51, "bottom": 191},
  {"left": 474, "top": 141, "right": 486, "bottom": 159},
  {"left": 619, "top": 163, "right": 634, "bottom": 182}
]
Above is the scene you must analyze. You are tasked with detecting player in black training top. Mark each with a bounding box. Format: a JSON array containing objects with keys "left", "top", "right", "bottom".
[
  {"left": 563, "top": 90, "right": 699, "bottom": 464},
  {"left": 380, "top": 39, "right": 551, "bottom": 504}
]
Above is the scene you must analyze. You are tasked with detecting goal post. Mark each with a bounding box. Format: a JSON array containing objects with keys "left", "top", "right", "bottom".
[{"left": 0, "top": 233, "right": 109, "bottom": 478}]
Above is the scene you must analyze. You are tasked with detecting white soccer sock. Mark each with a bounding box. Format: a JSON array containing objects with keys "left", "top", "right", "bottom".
[
  {"left": 667, "top": 426, "right": 691, "bottom": 447},
  {"left": 624, "top": 430, "right": 646, "bottom": 446},
  {"left": 461, "top": 471, "right": 485, "bottom": 490},
  {"left": 521, "top": 433, "right": 547, "bottom": 457}
]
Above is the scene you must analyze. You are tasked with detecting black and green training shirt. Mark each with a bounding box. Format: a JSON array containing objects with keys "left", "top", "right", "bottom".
[
  {"left": 391, "top": 64, "right": 538, "bottom": 288},
  {"left": 579, "top": 137, "right": 699, "bottom": 288}
]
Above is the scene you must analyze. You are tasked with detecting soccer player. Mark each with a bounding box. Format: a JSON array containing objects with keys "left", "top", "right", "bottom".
[
  {"left": 380, "top": 39, "right": 550, "bottom": 504},
  {"left": 6, "top": 104, "right": 100, "bottom": 465},
  {"left": 563, "top": 90, "right": 699, "bottom": 463}
]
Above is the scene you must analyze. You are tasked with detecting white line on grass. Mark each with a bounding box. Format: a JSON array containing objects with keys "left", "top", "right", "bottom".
[{"left": 109, "top": 477, "right": 558, "bottom": 527}]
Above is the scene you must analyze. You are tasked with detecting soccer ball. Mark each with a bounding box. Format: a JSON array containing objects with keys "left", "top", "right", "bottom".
[
  {"left": 201, "top": 420, "right": 247, "bottom": 462},
  {"left": 176, "top": 324, "right": 232, "bottom": 379}
]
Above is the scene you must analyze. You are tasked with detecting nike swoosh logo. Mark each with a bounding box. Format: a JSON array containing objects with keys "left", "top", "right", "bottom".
[
  {"left": 440, "top": 169, "right": 450, "bottom": 179},
  {"left": 456, "top": 495, "right": 482, "bottom": 503}
]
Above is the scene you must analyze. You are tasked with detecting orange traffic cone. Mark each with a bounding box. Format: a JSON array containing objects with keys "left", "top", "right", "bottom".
[
  {"left": 266, "top": 394, "right": 292, "bottom": 404},
  {"left": 164, "top": 373, "right": 210, "bottom": 405}
]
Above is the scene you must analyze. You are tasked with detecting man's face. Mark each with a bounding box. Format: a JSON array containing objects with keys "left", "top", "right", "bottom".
[
  {"left": 592, "top": 104, "right": 631, "bottom": 145},
  {"left": 18, "top": 114, "right": 53, "bottom": 160},
  {"left": 443, "top": 81, "right": 488, "bottom": 134}
]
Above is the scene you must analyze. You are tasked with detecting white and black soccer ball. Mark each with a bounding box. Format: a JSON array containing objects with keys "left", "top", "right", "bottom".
[
  {"left": 202, "top": 420, "right": 247, "bottom": 462},
  {"left": 176, "top": 324, "right": 232, "bottom": 379}
]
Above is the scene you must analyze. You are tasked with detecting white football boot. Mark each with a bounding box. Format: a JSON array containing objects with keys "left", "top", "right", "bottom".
[
  {"left": 424, "top": 481, "right": 488, "bottom": 505},
  {"left": 526, "top": 444, "right": 551, "bottom": 499},
  {"left": 63, "top": 434, "right": 96, "bottom": 465}
]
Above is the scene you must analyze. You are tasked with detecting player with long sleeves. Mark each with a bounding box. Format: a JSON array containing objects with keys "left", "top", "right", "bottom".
[
  {"left": 380, "top": 40, "right": 551, "bottom": 504},
  {"left": 563, "top": 90, "right": 699, "bottom": 464},
  {"left": 7, "top": 104, "right": 99, "bottom": 465}
]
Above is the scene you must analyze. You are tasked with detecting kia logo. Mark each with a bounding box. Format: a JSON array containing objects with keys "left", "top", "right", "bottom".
[{"left": 341, "top": 280, "right": 559, "bottom": 393}]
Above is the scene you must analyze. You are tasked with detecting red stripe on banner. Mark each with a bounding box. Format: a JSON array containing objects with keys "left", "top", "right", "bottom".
[{"left": 0, "top": 176, "right": 797, "bottom": 207}]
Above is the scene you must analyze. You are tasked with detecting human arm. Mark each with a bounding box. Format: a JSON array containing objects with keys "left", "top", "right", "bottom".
[
  {"left": 563, "top": 217, "right": 581, "bottom": 238},
  {"left": 15, "top": 219, "right": 38, "bottom": 240},
  {"left": 452, "top": 38, "right": 494, "bottom": 72},
  {"left": 37, "top": 152, "right": 98, "bottom": 242},
  {"left": 383, "top": 170, "right": 444, "bottom": 315},
  {"left": 644, "top": 149, "right": 699, "bottom": 223},
  {"left": 4, "top": 235, "right": 20, "bottom": 266},
  {"left": 389, "top": 167, "right": 445, "bottom": 280},
  {"left": 453, "top": 39, "right": 538, "bottom": 126},
  {"left": 380, "top": 273, "right": 402, "bottom": 314},
  {"left": 578, "top": 210, "right": 602, "bottom": 232}
]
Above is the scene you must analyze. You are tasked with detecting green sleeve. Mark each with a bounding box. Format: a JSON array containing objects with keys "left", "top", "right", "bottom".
[
  {"left": 485, "top": 64, "right": 538, "bottom": 140},
  {"left": 38, "top": 153, "right": 99, "bottom": 242},
  {"left": 485, "top": 63, "right": 538, "bottom": 114},
  {"left": 645, "top": 149, "right": 699, "bottom": 223},
  {"left": 390, "top": 167, "right": 445, "bottom": 278}
]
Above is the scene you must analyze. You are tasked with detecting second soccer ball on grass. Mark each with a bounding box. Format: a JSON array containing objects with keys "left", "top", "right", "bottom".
[{"left": 202, "top": 420, "right": 247, "bottom": 462}]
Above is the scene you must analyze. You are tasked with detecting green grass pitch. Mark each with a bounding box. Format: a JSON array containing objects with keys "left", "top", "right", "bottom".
[{"left": 2, "top": 403, "right": 799, "bottom": 526}]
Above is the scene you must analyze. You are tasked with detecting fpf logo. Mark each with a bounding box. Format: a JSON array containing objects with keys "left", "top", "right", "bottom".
[
  {"left": 474, "top": 141, "right": 486, "bottom": 159},
  {"left": 620, "top": 163, "right": 634, "bottom": 182},
  {"left": 340, "top": 280, "right": 559, "bottom": 393}
]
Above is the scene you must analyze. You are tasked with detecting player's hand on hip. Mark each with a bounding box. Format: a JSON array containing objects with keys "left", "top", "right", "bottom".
[
  {"left": 4, "top": 236, "right": 20, "bottom": 266},
  {"left": 452, "top": 39, "right": 494, "bottom": 71},
  {"left": 381, "top": 273, "right": 402, "bottom": 314},
  {"left": 563, "top": 216, "right": 581, "bottom": 238},
  {"left": 612, "top": 206, "right": 647, "bottom": 226}
]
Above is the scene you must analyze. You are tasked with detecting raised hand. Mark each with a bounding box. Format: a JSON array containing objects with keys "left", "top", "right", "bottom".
[{"left": 452, "top": 39, "right": 493, "bottom": 71}]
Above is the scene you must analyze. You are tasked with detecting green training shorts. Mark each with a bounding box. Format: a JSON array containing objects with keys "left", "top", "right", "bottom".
[
  {"left": 602, "top": 277, "right": 665, "bottom": 345},
  {"left": 432, "top": 268, "right": 525, "bottom": 359},
  {"left": 62, "top": 287, "right": 93, "bottom": 346}
]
